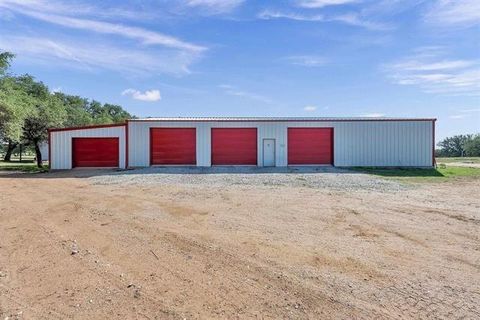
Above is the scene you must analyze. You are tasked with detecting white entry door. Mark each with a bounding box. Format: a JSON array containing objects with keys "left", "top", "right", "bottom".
[{"left": 263, "top": 139, "right": 275, "bottom": 167}]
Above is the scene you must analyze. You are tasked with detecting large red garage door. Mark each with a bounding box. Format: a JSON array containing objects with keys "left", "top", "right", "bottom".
[
  {"left": 150, "top": 128, "right": 196, "bottom": 165},
  {"left": 211, "top": 128, "right": 257, "bottom": 165},
  {"left": 288, "top": 128, "right": 333, "bottom": 165},
  {"left": 72, "top": 138, "right": 119, "bottom": 168}
]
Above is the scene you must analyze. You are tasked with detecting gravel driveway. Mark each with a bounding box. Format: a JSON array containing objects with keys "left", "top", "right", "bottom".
[{"left": 89, "top": 166, "right": 409, "bottom": 192}]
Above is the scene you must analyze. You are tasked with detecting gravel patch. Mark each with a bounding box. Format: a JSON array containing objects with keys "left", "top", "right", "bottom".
[{"left": 88, "top": 166, "right": 409, "bottom": 192}]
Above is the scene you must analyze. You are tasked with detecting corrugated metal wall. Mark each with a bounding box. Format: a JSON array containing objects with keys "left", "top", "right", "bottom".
[
  {"left": 128, "top": 120, "right": 433, "bottom": 167},
  {"left": 50, "top": 126, "right": 126, "bottom": 169}
]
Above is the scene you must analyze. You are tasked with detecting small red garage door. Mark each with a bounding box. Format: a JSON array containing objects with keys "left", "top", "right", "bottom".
[
  {"left": 150, "top": 128, "right": 196, "bottom": 165},
  {"left": 72, "top": 138, "right": 119, "bottom": 168},
  {"left": 288, "top": 128, "right": 333, "bottom": 165},
  {"left": 211, "top": 128, "right": 257, "bottom": 165}
]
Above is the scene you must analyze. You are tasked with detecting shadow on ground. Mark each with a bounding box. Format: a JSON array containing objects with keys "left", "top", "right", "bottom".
[{"left": 351, "top": 167, "right": 444, "bottom": 177}]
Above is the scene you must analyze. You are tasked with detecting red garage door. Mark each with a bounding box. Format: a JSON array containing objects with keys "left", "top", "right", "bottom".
[
  {"left": 211, "top": 128, "right": 257, "bottom": 165},
  {"left": 150, "top": 128, "right": 196, "bottom": 165},
  {"left": 72, "top": 138, "right": 119, "bottom": 168},
  {"left": 288, "top": 128, "right": 333, "bottom": 165}
]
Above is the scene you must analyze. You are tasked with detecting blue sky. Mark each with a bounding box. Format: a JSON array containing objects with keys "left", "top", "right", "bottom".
[{"left": 0, "top": 0, "right": 479, "bottom": 140}]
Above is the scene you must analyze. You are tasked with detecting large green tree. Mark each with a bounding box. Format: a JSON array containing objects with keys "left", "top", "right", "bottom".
[
  {"left": 22, "top": 98, "right": 66, "bottom": 167},
  {"left": 437, "top": 134, "right": 472, "bottom": 157},
  {"left": 0, "top": 75, "right": 40, "bottom": 160},
  {"left": 53, "top": 92, "right": 92, "bottom": 127},
  {"left": 0, "top": 51, "right": 133, "bottom": 166},
  {"left": 464, "top": 134, "right": 480, "bottom": 157}
]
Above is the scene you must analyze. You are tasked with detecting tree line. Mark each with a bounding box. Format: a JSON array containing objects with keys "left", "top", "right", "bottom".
[
  {"left": 436, "top": 134, "right": 480, "bottom": 157},
  {"left": 0, "top": 52, "right": 133, "bottom": 167}
]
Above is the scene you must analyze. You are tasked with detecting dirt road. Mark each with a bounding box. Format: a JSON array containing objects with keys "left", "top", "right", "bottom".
[{"left": 0, "top": 169, "right": 479, "bottom": 319}]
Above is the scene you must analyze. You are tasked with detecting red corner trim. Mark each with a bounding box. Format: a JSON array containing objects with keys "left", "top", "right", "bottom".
[
  {"left": 125, "top": 120, "right": 129, "bottom": 169},
  {"left": 48, "top": 129, "right": 52, "bottom": 169},
  {"left": 432, "top": 119, "right": 436, "bottom": 167}
]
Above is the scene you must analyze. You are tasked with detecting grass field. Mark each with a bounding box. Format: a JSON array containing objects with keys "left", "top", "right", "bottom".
[
  {"left": 436, "top": 157, "right": 480, "bottom": 164},
  {"left": 351, "top": 165, "right": 480, "bottom": 182},
  {"left": 0, "top": 160, "right": 48, "bottom": 173}
]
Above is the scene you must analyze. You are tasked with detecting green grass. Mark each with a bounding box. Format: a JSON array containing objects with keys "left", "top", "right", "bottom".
[
  {"left": 351, "top": 165, "right": 480, "bottom": 182},
  {"left": 0, "top": 160, "right": 49, "bottom": 173},
  {"left": 436, "top": 157, "right": 480, "bottom": 164}
]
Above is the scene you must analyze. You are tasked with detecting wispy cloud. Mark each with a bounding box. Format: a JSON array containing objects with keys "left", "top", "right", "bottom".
[
  {"left": 330, "top": 13, "right": 392, "bottom": 31},
  {"left": 0, "top": 0, "right": 154, "bottom": 21},
  {"left": 258, "top": 9, "right": 389, "bottom": 30},
  {"left": 219, "top": 84, "right": 272, "bottom": 103},
  {"left": 0, "top": 0, "right": 206, "bottom": 76},
  {"left": 1, "top": 7, "right": 205, "bottom": 52},
  {"left": 304, "top": 105, "right": 318, "bottom": 112},
  {"left": 424, "top": 0, "right": 480, "bottom": 28},
  {"left": 296, "top": 0, "right": 360, "bottom": 8},
  {"left": 449, "top": 114, "right": 465, "bottom": 119},
  {"left": 122, "top": 89, "right": 161, "bottom": 102},
  {"left": 0, "top": 36, "right": 200, "bottom": 75},
  {"left": 184, "top": 0, "right": 245, "bottom": 14},
  {"left": 460, "top": 108, "right": 480, "bottom": 113},
  {"left": 384, "top": 47, "right": 480, "bottom": 95},
  {"left": 284, "top": 55, "right": 328, "bottom": 67},
  {"left": 258, "top": 10, "right": 323, "bottom": 21}
]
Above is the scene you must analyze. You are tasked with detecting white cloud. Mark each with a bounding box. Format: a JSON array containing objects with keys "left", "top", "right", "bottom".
[
  {"left": 0, "top": 0, "right": 206, "bottom": 76},
  {"left": 258, "top": 9, "right": 389, "bottom": 30},
  {"left": 122, "top": 89, "right": 161, "bottom": 102},
  {"left": 0, "top": 0, "right": 155, "bottom": 21},
  {"left": 2, "top": 8, "right": 205, "bottom": 52},
  {"left": 304, "top": 105, "right": 317, "bottom": 112},
  {"left": 331, "top": 13, "right": 392, "bottom": 31},
  {"left": 424, "top": 0, "right": 480, "bottom": 28},
  {"left": 385, "top": 47, "right": 480, "bottom": 95},
  {"left": 296, "top": 0, "right": 359, "bottom": 8},
  {"left": 219, "top": 84, "right": 272, "bottom": 103},
  {"left": 0, "top": 36, "right": 200, "bottom": 75},
  {"left": 184, "top": 0, "right": 245, "bottom": 14},
  {"left": 361, "top": 113, "right": 385, "bottom": 117},
  {"left": 460, "top": 108, "right": 480, "bottom": 113},
  {"left": 258, "top": 10, "right": 323, "bottom": 21},
  {"left": 285, "top": 55, "right": 327, "bottom": 67},
  {"left": 449, "top": 115, "right": 465, "bottom": 119}
]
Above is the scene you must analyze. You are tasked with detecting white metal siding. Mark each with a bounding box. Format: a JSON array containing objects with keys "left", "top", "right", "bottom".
[
  {"left": 50, "top": 126, "right": 126, "bottom": 170},
  {"left": 128, "top": 120, "right": 433, "bottom": 167}
]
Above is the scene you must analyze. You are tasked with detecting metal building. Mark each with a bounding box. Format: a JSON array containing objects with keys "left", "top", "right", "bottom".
[{"left": 49, "top": 117, "right": 436, "bottom": 170}]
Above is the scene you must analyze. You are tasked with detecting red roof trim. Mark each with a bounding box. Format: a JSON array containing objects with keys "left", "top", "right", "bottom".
[
  {"left": 128, "top": 118, "right": 437, "bottom": 123},
  {"left": 48, "top": 123, "right": 126, "bottom": 132}
]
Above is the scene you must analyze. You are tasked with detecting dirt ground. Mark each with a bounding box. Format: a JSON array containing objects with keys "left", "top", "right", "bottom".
[{"left": 0, "top": 169, "right": 479, "bottom": 319}]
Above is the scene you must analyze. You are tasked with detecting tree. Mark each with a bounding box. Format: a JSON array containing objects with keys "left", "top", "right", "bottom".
[
  {"left": 437, "top": 135, "right": 472, "bottom": 157},
  {"left": 0, "top": 52, "right": 14, "bottom": 75},
  {"left": 0, "top": 75, "right": 40, "bottom": 161},
  {"left": 53, "top": 92, "right": 92, "bottom": 127},
  {"left": 22, "top": 99, "right": 66, "bottom": 167},
  {"left": 464, "top": 134, "right": 480, "bottom": 157},
  {"left": 103, "top": 103, "right": 132, "bottom": 123},
  {"left": 1, "top": 51, "right": 133, "bottom": 165}
]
